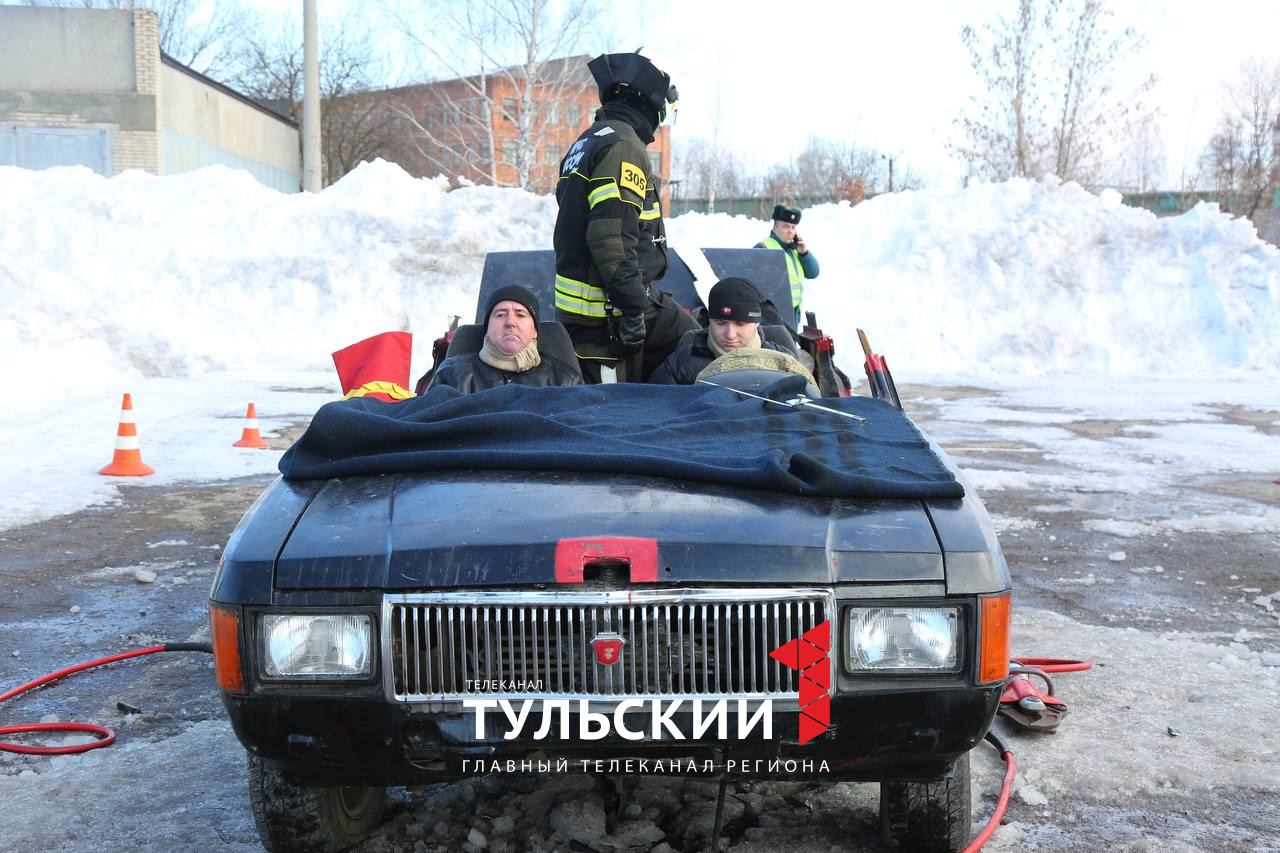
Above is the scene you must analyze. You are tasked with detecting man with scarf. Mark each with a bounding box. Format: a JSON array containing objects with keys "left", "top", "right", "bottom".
[
  {"left": 648, "top": 277, "right": 800, "bottom": 385},
  {"left": 552, "top": 52, "right": 698, "bottom": 382},
  {"left": 429, "top": 285, "right": 582, "bottom": 393}
]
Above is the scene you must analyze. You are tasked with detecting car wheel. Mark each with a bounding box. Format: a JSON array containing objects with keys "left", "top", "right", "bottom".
[
  {"left": 247, "top": 753, "right": 386, "bottom": 852},
  {"left": 879, "top": 750, "right": 972, "bottom": 853}
]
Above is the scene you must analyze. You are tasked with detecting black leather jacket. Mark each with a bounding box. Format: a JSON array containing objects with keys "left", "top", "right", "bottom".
[
  {"left": 647, "top": 330, "right": 791, "bottom": 385},
  {"left": 428, "top": 353, "right": 583, "bottom": 394}
]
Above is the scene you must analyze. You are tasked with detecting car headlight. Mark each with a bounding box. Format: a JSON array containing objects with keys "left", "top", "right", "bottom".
[
  {"left": 260, "top": 614, "right": 373, "bottom": 679},
  {"left": 845, "top": 607, "right": 959, "bottom": 672}
]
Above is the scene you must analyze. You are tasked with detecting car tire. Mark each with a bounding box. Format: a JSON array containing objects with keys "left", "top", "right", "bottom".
[
  {"left": 247, "top": 753, "right": 386, "bottom": 852},
  {"left": 879, "top": 750, "right": 972, "bottom": 853}
]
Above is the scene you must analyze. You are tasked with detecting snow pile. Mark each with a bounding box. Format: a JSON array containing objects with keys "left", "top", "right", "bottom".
[
  {"left": 0, "top": 160, "right": 556, "bottom": 402},
  {"left": 1, "top": 163, "right": 1277, "bottom": 400},
  {"left": 670, "top": 178, "right": 1280, "bottom": 378}
]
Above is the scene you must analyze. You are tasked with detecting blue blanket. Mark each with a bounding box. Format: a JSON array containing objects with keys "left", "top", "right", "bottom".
[{"left": 278, "top": 376, "right": 963, "bottom": 500}]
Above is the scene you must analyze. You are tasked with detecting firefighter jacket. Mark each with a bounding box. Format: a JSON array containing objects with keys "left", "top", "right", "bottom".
[{"left": 553, "top": 116, "right": 667, "bottom": 327}]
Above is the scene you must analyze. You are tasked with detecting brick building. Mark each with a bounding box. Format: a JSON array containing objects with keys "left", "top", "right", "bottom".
[{"left": 355, "top": 56, "right": 672, "bottom": 205}]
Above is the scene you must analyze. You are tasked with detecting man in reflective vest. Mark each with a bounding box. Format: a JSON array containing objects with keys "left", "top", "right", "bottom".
[
  {"left": 755, "top": 204, "right": 820, "bottom": 326},
  {"left": 552, "top": 52, "right": 698, "bottom": 382}
]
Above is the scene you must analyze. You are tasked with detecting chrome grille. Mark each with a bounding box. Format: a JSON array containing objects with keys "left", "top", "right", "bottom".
[{"left": 384, "top": 589, "right": 832, "bottom": 703}]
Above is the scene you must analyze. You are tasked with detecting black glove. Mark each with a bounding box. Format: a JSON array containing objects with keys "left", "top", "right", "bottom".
[{"left": 616, "top": 313, "right": 646, "bottom": 355}]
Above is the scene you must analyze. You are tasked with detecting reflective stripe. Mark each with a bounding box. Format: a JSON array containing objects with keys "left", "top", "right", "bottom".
[
  {"left": 638, "top": 203, "right": 661, "bottom": 221},
  {"left": 761, "top": 235, "right": 804, "bottom": 309},
  {"left": 554, "top": 291, "right": 611, "bottom": 317},
  {"left": 587, "top": 181, "right": 621, "bottom": 209},
  {"left": 554, "top": 274, "right": 608, "bottom": 301},
  {"left": 343, "top": 381, "right": 413, "bottom": 401},
  {"left": 554, "top": 275, "right": 612, "bottom": 317}
]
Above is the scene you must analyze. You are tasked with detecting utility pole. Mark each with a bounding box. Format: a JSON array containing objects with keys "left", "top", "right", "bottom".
[{"left": 302, "top": 0, "right": 321, "bottom": 192}]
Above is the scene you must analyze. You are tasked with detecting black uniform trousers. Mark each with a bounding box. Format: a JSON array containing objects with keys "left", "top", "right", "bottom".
[{"left": 561, "top": 287, "right": 699, "bottom": 383}]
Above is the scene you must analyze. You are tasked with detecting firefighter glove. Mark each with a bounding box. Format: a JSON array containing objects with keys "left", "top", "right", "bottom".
[{"left": 616, "top": 313, "right": 646, "bottom": 355}]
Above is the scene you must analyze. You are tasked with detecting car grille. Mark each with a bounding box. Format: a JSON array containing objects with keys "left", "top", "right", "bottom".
[{"left": 385, "top": 589, "right": 832, "bottom": 703}]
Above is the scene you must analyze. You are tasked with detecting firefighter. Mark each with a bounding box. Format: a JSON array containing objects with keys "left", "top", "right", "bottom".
[
  {"left": 755, "top": 204, "right": 820, "bottom": 326},
  {"left": 552, "top": 52, "right": 698, "bottom": 382}
]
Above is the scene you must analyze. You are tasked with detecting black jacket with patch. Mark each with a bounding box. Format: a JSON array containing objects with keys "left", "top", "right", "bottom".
[{"left": 553, "top": 106, "right": 667, "bottom": 328}]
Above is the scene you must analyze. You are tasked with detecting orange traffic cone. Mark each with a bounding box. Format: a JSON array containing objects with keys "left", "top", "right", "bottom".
[
  {"left": 100, "top": 393, "right": 155, "bottom": 477},
  {"left": 233, "top": 402, "right": 269, "bottom": 449}
]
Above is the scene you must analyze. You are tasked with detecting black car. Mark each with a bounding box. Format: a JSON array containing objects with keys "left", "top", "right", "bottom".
[{"left": 209, "top": 250, "right": 1012, "bottom": 853}]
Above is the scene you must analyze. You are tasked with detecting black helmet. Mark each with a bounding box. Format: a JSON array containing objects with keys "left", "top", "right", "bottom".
[{"left": 588, "top": 52, "right": 678, "bottom": 122}]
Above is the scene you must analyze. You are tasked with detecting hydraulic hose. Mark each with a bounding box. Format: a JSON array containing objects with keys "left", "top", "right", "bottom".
[
  {"left": 962, "top": 729, "right": 1016, "bottom": 853},
  {"left": 962, "top": 657, "right": 1092, "bottom": 850},
  {"left": 0, "top": 643, "right": 212, "bottom": 755}
]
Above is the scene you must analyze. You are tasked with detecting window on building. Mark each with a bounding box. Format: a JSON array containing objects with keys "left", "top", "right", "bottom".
[
  {"left": 546, "top": 101, "right": 560, "bottom": 126},
  {"left": 503, "top": 98, "right": 517, "bottom": 122},
  {"left": 501, "top": 140, "right": 517, "bottom": 166},
  {"left": 567, "top": 101, "right": 582, "bottom": 128},
  {"left": 544, "top": 143, "right": 559, "bottom": 166}
]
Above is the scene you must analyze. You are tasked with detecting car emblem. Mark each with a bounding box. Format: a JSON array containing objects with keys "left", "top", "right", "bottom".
[{"left": 590, "top": 632, "right": 625, "bottom": 666}]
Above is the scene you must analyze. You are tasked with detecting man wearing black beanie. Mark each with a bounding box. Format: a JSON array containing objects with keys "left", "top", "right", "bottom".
[
  {"left": 648, "top": 277, "right": 796, "bottom": 385},
  {"left": 429, "top": 285, "right": 582, "bottom": 392}
]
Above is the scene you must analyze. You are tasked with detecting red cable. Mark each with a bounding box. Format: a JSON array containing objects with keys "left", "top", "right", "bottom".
[
  {"left": 963, "top": 742, "right": 1017, "bottom": 853},
  {"left": 0, "top": 644, "right": 169, "bottom": 755},
  {"left": 1013, "top": 657, "right": 1092, "bottom": 673}
]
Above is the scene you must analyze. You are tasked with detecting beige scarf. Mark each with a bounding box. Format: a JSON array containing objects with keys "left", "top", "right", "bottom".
[
  {"left": 706, "top": 328, "right": 763, "bottom": 359},
  {"left": 479, "top": 336, "right": 541, "bottom": 372}
]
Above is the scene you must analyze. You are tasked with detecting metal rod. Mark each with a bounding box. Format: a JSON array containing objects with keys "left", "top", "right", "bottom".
[{"left": 696, "top": 379, "right": 865, "bottom": 424}]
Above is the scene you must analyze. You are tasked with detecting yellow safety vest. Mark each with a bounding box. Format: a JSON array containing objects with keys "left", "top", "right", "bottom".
[{"left": 760, "top": 235, "right": 804, "bottom": 311}]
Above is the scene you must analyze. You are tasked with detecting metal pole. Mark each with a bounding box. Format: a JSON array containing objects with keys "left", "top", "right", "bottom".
[
  {"left": 302, "top": 0, "right": 321, "bottom": 192},
  {"left": 888, "top": 156, "right": 894, "bottom": 193}
]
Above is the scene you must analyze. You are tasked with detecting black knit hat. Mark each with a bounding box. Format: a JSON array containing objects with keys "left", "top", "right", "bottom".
[
  {"left": 486, "top": 285, "right": 540, "bottom": 324},
  {"left": 708, "top": 277, "right": 763, "bottom": 323},
  {"left": 771, "top": 204, "right": 801, "bottom": 224}
]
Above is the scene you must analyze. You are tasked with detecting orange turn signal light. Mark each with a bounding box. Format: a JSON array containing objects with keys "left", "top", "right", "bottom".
[
  {"left": 978, "top": 593, "right": 1011, "bottom": 684},
  {"left": 209, "top": 604, "right": 245, "bottom": 693}
]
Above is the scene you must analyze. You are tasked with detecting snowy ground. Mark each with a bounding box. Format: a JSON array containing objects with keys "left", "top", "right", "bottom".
[{"left": 1, "top": 374, "right": 1276, "bottom": 852}]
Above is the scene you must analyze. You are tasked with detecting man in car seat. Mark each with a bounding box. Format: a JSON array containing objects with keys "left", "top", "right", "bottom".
[
  {"left": 648, "top": 277, "right": 798, "bottom": 385},
  {"left": 429, "top": 285, "right": 583, "bottom": 392}
]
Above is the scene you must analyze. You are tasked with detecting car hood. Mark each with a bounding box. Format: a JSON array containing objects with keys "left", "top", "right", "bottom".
[{"left": 272, "top": 472, "right": 943, "bottom": 590}]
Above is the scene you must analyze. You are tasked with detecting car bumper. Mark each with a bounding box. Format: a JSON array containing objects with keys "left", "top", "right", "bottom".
[{"left": 223, "top": 686, "right": 1001, "bottom": 785}]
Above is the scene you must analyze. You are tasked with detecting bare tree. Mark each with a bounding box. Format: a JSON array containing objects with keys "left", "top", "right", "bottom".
[
  {"left": 954, "top": 0, "right": 1049, "bottom": 180},
  {"left": 227, "top": 10, "right": 396, "bottom": 185},
  {"left": 386, "top": 0, "right": 595, "bottom": 190},
  {"left": 1114, "top": 110, "right": 1166, "bottom": 192},
  {"left": 22, "top": 0, "right": 252, "bottom": 77},
  {"left": 760, "top": 138, "right": 909, "bottom": 202},
  {"left": 1197, "top": 59, "right": 1280, "bottom": 219},
  {"left": 954, "top": 0, "right": 1154, "bottom": 184},
  {"left": 673, "top": 138, "right": 749, "bottom": 202}
]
